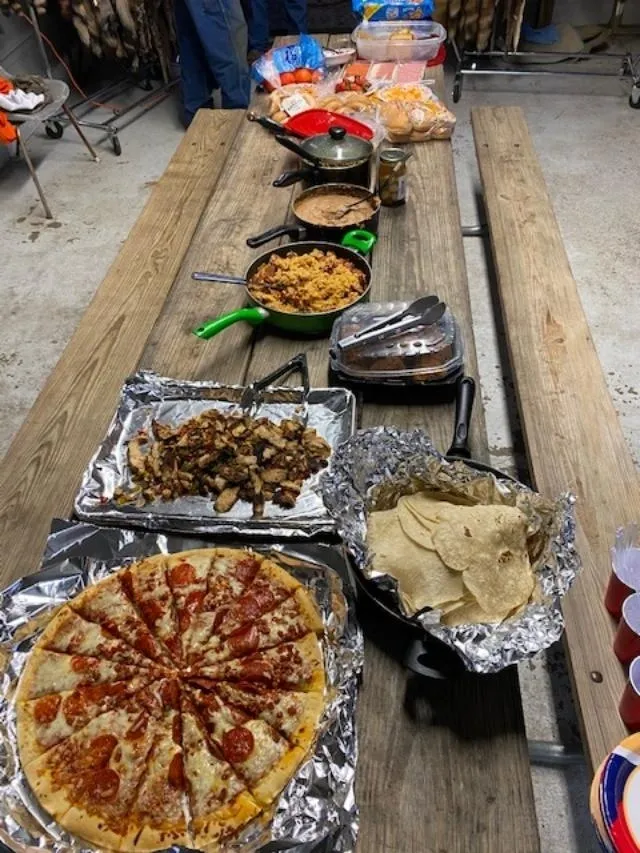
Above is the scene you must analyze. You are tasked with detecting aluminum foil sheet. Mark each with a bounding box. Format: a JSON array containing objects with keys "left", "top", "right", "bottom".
[
  {"left": 74, "top": 371, "right": 356, "bottom": 537},
  {"left": 321, "top": 427, "right": 581, "bottom": 674},
  {"left": 0, "top": 520, "right": 364, "bottom": 853}
]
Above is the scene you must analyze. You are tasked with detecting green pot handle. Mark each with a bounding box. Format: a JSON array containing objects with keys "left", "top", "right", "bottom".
[
  {"left": 341, "top": 229, "right": 377, "bottom": 255},
  {"left": 193, "top": 307, "right": 269, "bottom": 340}
]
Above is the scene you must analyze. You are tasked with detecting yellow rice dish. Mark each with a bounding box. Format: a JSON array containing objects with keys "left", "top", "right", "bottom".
[{"left": 248, "top": 249, "right": 366, "bottom": 314}]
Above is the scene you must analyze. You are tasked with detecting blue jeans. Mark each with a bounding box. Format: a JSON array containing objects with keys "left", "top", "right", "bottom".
[
  {"left": 175, "top": 0, "right": 251, "bottom": 121},
  {"left": 248, "top": 0, "right": 308, "bottom": 53}
]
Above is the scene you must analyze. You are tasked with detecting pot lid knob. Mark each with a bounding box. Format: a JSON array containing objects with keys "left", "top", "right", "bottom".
[{"left": 329, "top": 126, "right": 347, "bottom": 140}]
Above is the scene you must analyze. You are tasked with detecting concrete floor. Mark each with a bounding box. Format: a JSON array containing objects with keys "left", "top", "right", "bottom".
[{"left": 2, "top": 45, "right": 640, "bottom": 853}]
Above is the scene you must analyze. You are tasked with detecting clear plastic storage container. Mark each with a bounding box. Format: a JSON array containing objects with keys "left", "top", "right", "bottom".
[
  {"left": 353, "top": 21, "right": 446, "bottom": 62},
  {"left": 330, "top": 300, "right": 463, "bottom": 384}
]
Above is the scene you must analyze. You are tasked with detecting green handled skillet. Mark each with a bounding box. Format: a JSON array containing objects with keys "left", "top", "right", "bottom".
[{"left": 192, "top": 230, "right": 376, "bottom": 339}]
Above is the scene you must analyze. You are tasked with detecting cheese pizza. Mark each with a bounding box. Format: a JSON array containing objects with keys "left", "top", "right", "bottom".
[{"left": 16, "top": 548, "right": 326, "bottom": 852}]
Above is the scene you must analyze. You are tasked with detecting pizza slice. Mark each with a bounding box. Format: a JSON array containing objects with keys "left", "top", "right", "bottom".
[
  {"left": 17, "top": 675, "right": 155, "bottom": 766},
  {"left": 22, "top": 702, "right": 159, "bottom": 851},
  {"left": 191, "top": 634, "right": 325, "bottom": 693},
  {"left": 190, "top": 558, "right": 303, "bottom": 664},
  {"left": 181, "top": 693, "right": 260, "bottom": 848},
  {"left": 187, "top": 685, "right": 305, "bottom": 806},
  {"left": 119, "top": 699, "right": 191, "bottom": 851},
  {"left": 69, "top": 574, "right": 173, "bottom": 667},
  {"left": 214, "top": 682, "right": 325, "bottom": 752},
  {"left": 184, "top": 550, "right": 264, "bottom": 662},
  {"left": 37, "top": 606, "right": 151, "bottom": 667},
  {"left": 195, "top": 588, "right": 323, "bottom": 666},
  {"left": 165, "top": 550, "right": 213, "bottom": 639},
  {"left": 17, "top": 649, "right": 159, "bottom": 701},
  {"left": 120, "top": 556, "right": 183, "bottom": 664}
]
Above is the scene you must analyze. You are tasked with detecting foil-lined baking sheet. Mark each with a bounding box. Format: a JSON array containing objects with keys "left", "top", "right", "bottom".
[
  {"left": 74, "top": 371, "right": 356, "bottom": 537},
  {"left": 321, "top": 427, "right": 581, "bottom": 674},
  {"left": 0, "top": 520, "right": 364, "bottom": 853}
]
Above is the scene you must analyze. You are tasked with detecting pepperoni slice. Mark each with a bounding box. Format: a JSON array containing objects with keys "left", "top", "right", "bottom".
[
  {"left": 236, "top": 660, "right": 273, "bottom": 683},
  {"left": 172, "top": 714, "right": 182, "bottom": 745},
  {"left": 228, "top": 625, "right": 260, "bottom": 657},
  {"left": 120, "top": 569, "right": 135, "bottom": 600},
  {"left": 77, "top": 768, "right": 120, "bottom": 801},
  {"left": 135, "top": 633, "right": 159, "bottom": 660},
  {"left": 83, "top": 734, "right": 117, "bottom": 770},
  {"left": 167, "top": 753, "right": 185, "bottom": 789},
  {"left": 138, "top": 598, "right": 164, "bottom": 626},
  {"left": 185, "top": 589, "right": 205, "bottom": 616},
  {"left": 71, "top": 656, "right": 99, "bottom": 674},
  {"left": 159, "top": 679, "right": 181, "bottom": 710},
  {"left": 235, "top": 556, "right": 261, "bottom": 584},
  {"left": 168, "top": 562, "right": 196, "bottom": 586},
  {"left": 33, "top": 694, "right": 61, "bottom": 724},
  {"left": 221, "top": 726, "right": 254, "bottom": 764}
]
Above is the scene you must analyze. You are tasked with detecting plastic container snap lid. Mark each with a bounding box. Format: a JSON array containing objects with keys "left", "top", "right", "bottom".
[{"left": 330, "top": 300, "right": 463, "bottom": 384}]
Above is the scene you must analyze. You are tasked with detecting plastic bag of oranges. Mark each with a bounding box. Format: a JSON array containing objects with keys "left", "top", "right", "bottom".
[{"left": 251, "top": 35, "right": 327, "bottom": 92}]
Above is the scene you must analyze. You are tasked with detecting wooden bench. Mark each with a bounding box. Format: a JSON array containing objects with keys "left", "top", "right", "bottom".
[{"left": 472, "top": 105, "right": 640, "bottom": 771}]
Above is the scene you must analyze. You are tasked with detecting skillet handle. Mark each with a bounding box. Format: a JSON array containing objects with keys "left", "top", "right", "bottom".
[
  {"left": 275, "top": 133, "right": 316, "bottom": 163},
  {"left": 193, "top": 307, "right": 268, "bottom": 340},
  {"left": 192, "top": 271, "right": 246, "bottom": 284},
  {"left": 273, "top": 169, "right": 308, "bottom": 188},
  {"left": 447, "top": 376, "right": 476, "bottom": 458},
  {"left": 247, "top": 112, "right": 288, "bottom": 135},
  {"left": 341, "top": 229, "right": 377, "bottom": 256},
  {"left": 247, "top": 225, "right": 306, "bottom": 248},
  {"left": 403, "top": 638, "right": 450, "bottom": 680}
]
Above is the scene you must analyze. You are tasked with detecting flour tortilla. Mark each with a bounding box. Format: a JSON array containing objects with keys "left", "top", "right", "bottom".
[{"left": 367, "top": 509, "right": 463, "bottom": 613}]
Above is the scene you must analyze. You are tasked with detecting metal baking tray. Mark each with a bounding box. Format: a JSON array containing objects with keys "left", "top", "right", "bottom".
[{"left": 74, "top": 370, "right": 356, "bottom": 538}]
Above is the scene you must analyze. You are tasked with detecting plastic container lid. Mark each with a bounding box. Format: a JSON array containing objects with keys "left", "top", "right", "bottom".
[
  {"left": 330, "top": 300, "right": 463, "bottom": 384},
  {"left": 354, "top": 20, "right": 446, "bottom": 62},
  {"left": 285, "top": 109, "right": 374, "bottom": 140}
]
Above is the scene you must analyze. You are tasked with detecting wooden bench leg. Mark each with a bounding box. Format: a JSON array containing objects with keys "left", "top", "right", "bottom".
[{"left": 16, "top": 128, "right": 53, "bottom": 220}]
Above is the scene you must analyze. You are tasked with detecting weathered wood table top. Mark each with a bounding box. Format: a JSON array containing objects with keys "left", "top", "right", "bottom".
[{"left": 0, "top": 41, "right": 540, "bottom": 852}]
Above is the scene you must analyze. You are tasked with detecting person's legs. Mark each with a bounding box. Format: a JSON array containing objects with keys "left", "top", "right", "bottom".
[
  {"left": 247, "top": 0, "right": 270, "bottom": 53},
  {"left": 284, "top": 0, "right": 307, "bottom": 36},
  {"left": 174, "top": 0, "right": 216, "bottom": 124},
  {"left": 186, "top": 0, "right": 251, "bottom": 109}
]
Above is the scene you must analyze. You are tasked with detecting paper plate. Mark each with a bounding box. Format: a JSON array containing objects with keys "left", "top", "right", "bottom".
[
  {"left": 600, "top": 733, "right": 640, "bottom": 852},
  {"left": 591, "top": 758, "right": 615, "bottom": 852}
]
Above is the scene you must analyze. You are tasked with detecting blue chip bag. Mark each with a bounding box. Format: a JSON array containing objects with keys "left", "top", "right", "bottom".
[
  {"left": 251, "top": 34, "right": 326, "bottom": 87},
  {"left": 352, "top": 0, "right": 434, "bottom": 20}
]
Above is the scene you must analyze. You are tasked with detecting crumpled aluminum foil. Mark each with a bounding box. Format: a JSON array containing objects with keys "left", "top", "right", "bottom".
[
  {"left": 0, "top": 520, "right": 364, "bottom": 853},
  {"left": 74, "top": 371, "right": 356, "bottom": 538},
  {"left": 321, "top": 427, "right": 581, "bottom": 674}
]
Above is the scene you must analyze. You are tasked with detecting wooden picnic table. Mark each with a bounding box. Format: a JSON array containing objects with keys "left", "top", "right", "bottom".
[{"left": 0, "top": 40, "right": 540, "bottom": 852}]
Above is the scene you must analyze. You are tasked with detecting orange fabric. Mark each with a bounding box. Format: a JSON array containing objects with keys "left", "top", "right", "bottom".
[
  {"left": 0, "top": 112, "right": 17, "bottom": 144},
  {"left": 0, "top": 77, "right": 17, "bottom": 143}
]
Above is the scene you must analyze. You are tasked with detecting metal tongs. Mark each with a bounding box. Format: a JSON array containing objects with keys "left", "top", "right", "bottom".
[
  {"left": 239, "top": 353, "right": 310, "bottom": 422},
  {"left": 337, "top": 295, "right": 446, "bottom": 351}
]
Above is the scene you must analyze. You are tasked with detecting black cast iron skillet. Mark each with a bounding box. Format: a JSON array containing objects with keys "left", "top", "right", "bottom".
[
  {"left": 247, "top": 183, "right": 381, "bottom": 247},
  {"left": 353, "top": 375, "right": 517, "bottom": 679}
]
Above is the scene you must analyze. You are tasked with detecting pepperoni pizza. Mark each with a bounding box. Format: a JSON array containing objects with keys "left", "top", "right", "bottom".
[{"left": 16, "top": 548, "right": 326, "bottom": 851}]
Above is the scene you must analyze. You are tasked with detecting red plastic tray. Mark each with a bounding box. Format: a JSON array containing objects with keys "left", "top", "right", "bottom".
[{"left": 284, "top": 109, "right": 374, "bottom": 140}]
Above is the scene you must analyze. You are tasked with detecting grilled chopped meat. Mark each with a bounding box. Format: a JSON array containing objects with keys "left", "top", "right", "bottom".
[{"left": 115, "top": 410, "right": 332, "bottom": 517}]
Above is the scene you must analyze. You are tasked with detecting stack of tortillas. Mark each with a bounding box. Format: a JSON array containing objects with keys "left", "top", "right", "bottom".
[{"left": 366, "top": 493, "right": 536, "bottom": 626}]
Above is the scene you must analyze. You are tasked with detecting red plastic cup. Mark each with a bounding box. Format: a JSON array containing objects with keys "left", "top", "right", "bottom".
[
  {"left": 606, "top": 560, "right": 639, "bottom": 620},
  {"left": 620, "top": 658, "right": 640, "bottom": 730},
  {"left": 615, "top": 594, "right": 640, "bottom": 664}
]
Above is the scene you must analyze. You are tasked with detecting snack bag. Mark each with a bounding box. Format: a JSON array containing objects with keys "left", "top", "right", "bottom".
[
  {"left": 352, "top": 0, "right": 434, "bottom": 21},
  {"left": 251, "top": 35, "right": 326, "bottom": 91},
  {"left": 376, "top": 83, "right": 455, "bottom": 141}
]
